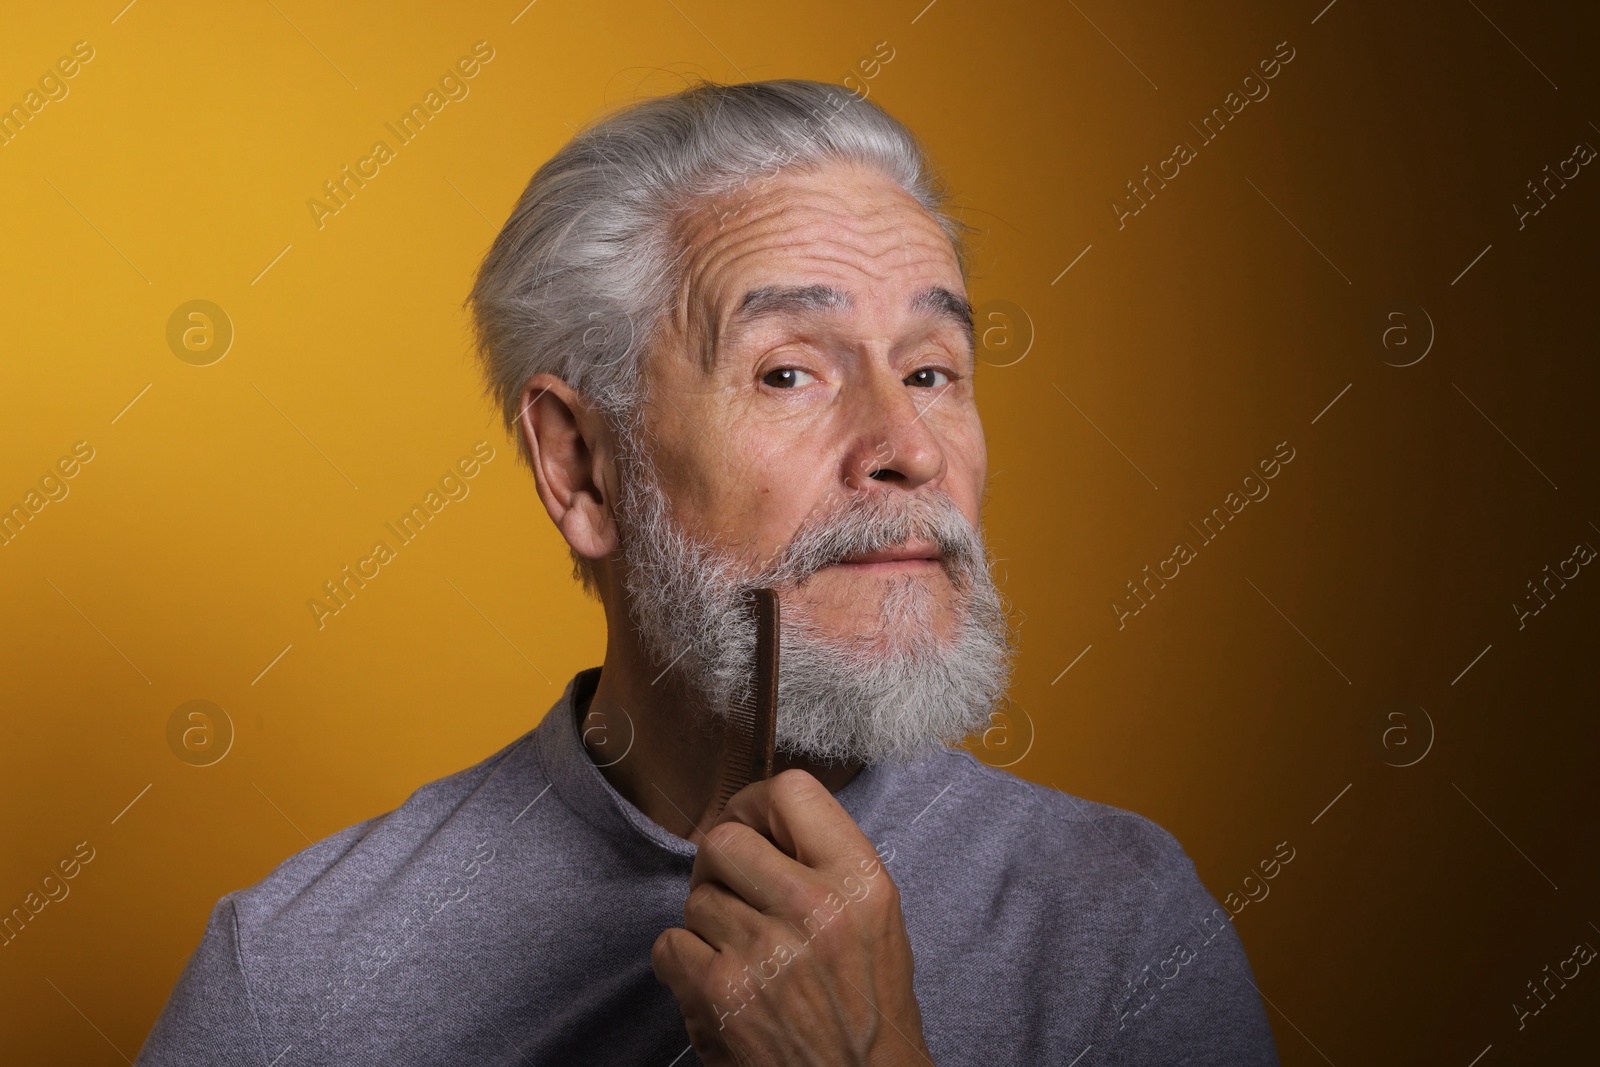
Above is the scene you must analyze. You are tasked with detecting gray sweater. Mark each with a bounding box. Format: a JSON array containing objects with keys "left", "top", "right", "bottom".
[{"left": 135, "top": 667, "right": 1280, "bottom": 1065}]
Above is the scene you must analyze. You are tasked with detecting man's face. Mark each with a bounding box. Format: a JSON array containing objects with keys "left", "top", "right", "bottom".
[{"left": 638, "top": 159, "right": 986, "bottom": 646}]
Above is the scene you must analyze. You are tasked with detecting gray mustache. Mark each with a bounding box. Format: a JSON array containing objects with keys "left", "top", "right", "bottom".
[{"left": 759, "top": 492, "right": 982, "bottom": 590}]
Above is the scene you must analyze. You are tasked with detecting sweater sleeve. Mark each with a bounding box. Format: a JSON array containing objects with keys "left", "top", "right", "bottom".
[
  {"left": 134, "top": 894, "right": 269, "bottom": 1067},
  {"left": 1099, "top": 817, "right": 1282, "bottom": 1067}
]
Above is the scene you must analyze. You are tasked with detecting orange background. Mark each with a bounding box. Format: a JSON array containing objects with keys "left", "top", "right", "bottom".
[{"left": 2, "top": 1, "right": 1596, "bottom": 1063}]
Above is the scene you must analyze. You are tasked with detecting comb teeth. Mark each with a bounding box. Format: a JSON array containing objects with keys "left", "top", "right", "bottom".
[{"left": 711, "top": 587, "right": 780, "bottom": 817}]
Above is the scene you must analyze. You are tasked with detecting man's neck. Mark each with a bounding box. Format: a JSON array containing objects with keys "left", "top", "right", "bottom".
[{"left": 577, "top": 654, "right": 864, "bottom": 849}]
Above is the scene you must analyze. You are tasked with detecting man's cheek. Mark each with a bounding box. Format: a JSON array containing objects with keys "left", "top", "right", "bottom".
[{"left": 946, "top": 408, "right": 988, "bottom": 497}]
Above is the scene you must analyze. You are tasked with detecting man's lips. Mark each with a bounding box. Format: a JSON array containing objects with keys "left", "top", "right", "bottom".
[{"left": 830, "top": 543, "right": 942, "bottom": 570}]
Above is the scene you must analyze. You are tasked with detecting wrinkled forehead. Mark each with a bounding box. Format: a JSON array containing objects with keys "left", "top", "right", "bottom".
[{"left": 665, "top": 163, "right": 967, "bottom": 371}]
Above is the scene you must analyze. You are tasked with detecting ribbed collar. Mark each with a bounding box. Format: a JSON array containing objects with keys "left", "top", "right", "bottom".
[{"left": 534, "top": 666, "right": 896, "bottom": 859}]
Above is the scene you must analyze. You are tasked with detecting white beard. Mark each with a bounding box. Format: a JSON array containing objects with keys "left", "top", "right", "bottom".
[{"left": 610, "top": 422, "right": 1016, "bottom": 766}]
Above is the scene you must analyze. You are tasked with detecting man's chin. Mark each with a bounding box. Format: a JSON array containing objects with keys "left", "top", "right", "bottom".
[
  {"left": 781, "top": 568, "right": 956, "bottom": 637},
  {"left": 787, "top": 617, "right": 963, "bottom": 669}
]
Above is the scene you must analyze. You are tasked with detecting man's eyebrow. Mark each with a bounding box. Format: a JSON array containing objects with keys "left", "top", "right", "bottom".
[
  {"left": 711, "top": 283, "right": 974, "bottom": 368},
  {"left": 733, "top": 284, "right": 854, "bottom": 322},
  {"left": 707, "top": 284, "right": 852, "bottom": 370},
  {"left": 909, "top": 285, "right": 975, "bottom": 359}
]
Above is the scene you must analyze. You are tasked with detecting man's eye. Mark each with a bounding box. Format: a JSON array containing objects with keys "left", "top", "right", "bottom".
[
  {"left": 906, "top": 368, "right": 951, "bottom": 388},
  {"left": 762, "top": 367, "right": 815, "bottom": 389}
]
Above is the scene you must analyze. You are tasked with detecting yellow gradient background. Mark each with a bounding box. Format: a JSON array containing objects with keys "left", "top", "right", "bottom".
[{"left": 2, "top": 1, "right": 1596, "bottom": 1063}]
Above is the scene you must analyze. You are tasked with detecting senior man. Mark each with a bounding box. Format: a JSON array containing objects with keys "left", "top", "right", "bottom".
[{"left": 136, "top": 79, "right": 1279, "bottom": 1066}]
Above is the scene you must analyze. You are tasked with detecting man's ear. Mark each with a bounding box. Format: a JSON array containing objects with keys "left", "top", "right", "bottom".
[{"left": 517, "top": 374, "right": 620, "bottom": 567}]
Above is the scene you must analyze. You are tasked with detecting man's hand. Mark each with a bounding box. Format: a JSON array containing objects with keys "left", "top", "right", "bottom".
[{"left": 651, "top": 769, "right": 935, "bottom": 1066}]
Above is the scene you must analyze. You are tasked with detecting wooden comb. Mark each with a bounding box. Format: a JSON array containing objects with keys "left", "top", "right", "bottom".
[{"left": 709, "top": 587, "right": 779, "bottom": 821}]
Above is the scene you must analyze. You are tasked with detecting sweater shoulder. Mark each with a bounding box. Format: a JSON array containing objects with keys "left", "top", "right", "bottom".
[
  {"left": 227, "top": 728, "right": 541, "bottom": 927},
  {"left": 911, "top": 746, "right": 1203, "bottom": 892}
]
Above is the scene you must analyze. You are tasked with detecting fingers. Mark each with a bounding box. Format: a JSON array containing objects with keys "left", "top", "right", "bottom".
[
  {"left": 660, "top": 771, "right": 921, "bottom": 1061},
  {"left": 712, "top": 769, "right": 874, "bottom": 878},
  {"left": 690, "top": 820, "right": 813, "bottom": 914},
  {"left": 650, "top": 925, "right": 714, "bottom": 1003},
  {"left": 682, "top": 878, "right": 768, "bottom": 953}
]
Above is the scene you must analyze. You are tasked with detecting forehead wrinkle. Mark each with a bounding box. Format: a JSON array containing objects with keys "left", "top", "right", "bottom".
[
  {"left": 702, "top": 245, "right": 966, "bottom": 373},
  {"left": 804, "top": 161, "right": 962, "bottom": 288},
  {"left": 844, "top": 177, "right": 936, "bottom": 287},
  {"left": 721, "top": 178, "right": 940, "bottom": 262},
  {"left": 695, "top": 182, "right": 945, "bottom": 278},
  {"left": 684, "top": 231, "right": 863, "bottom": 374},
  {"left": 676, "top": 176, "right": 963, "bottom": 373}
]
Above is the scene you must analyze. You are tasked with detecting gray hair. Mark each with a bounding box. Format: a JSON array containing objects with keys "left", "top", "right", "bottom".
[{"left": 463, "top": 77, "right": 974, "bottom": 595}]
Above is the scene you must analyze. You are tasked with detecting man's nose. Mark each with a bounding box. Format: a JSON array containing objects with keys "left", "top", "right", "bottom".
[{"left": 840, "top": 366, "right": 947, "bottom": 491}]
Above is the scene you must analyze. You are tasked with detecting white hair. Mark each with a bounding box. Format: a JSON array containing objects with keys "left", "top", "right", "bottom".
[
  {"left": 463, "top": 78, "right": 974, "bottom": 595},
  {"left": 611, "top": 425, "right": 1015, "bottom": 766}
]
